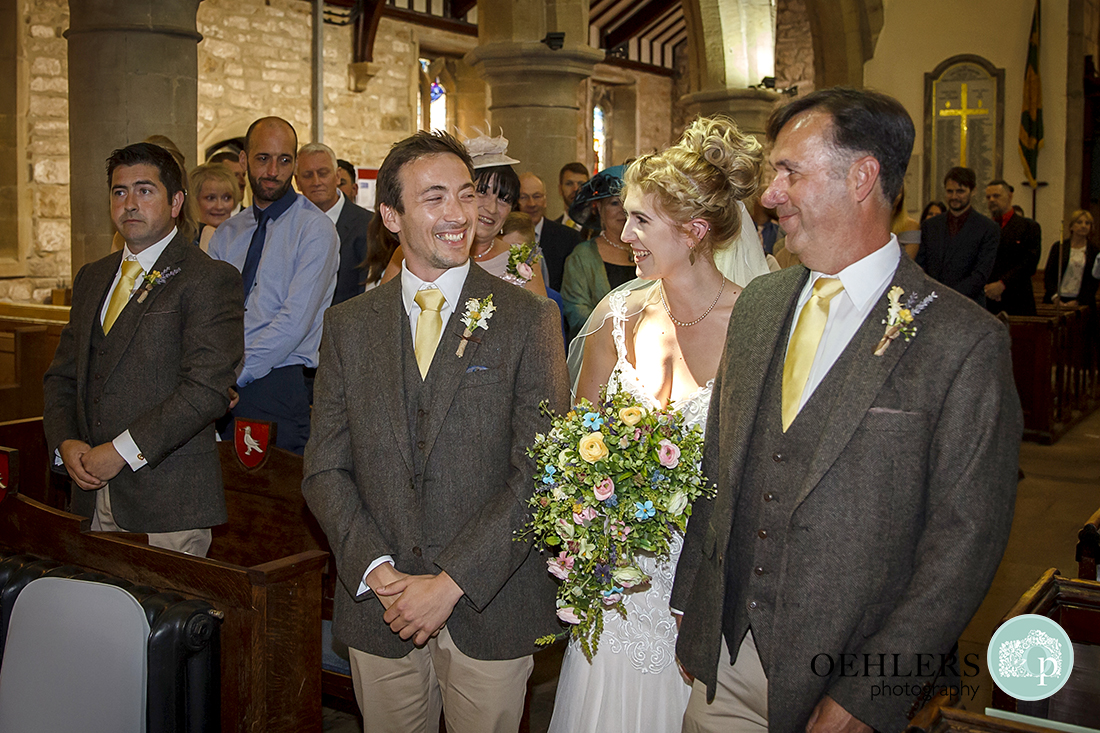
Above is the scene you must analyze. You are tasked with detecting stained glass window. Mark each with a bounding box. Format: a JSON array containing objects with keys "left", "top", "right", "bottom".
[
  {"left": 593, "top": 104, "right": 608, "bottom": 173},
  {"left": 418, "top": 58, "right": 447, "bottom": 132}
]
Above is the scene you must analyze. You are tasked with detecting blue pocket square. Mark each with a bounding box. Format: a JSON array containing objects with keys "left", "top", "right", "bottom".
[{"left": 465, "top": 365, "right": 488, "bottom": 373}]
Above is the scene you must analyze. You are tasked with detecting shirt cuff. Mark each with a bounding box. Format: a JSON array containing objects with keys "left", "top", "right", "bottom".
[
  {"left": 53, "top": 448, "right": 63, "bottom": 466},
  {"left": 112, "top": 430, "right": 147, "bottom": 471},
  {"left": 356, "top": 555, "right": 395, "bottom": 596}
]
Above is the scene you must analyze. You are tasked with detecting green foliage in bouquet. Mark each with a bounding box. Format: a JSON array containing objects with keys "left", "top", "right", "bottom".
[{"left": 522, "top": 383, "right": 711, "bottom": 660}]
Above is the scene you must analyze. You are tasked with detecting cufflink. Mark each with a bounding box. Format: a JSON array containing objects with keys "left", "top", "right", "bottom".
[{"left": 136, "top": 453, "right": 144, "bottom": 461}]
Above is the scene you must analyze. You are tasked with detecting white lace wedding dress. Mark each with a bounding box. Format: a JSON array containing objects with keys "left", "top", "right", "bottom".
[{"left": 548, "top": 287, "right": 712, "bottom": 733}]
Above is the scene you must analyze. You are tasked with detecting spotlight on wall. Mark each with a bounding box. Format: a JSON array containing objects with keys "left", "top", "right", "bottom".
[{"left": 542, "top": 32, "right": 565, "bottom": 51}]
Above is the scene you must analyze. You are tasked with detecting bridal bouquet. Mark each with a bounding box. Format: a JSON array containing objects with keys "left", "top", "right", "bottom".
[{"left": 524, "top": 384, "right": 710, "bottom": 659}]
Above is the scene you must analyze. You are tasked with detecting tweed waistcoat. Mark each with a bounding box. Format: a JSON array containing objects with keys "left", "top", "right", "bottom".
[{"left": 722, "top": 309, "right": 852, "bottom": 672}]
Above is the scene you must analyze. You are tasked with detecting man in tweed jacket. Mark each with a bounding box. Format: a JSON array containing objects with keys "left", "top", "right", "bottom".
[
  {"left": 303, "top": 131, "right": 568, "bottom": 732},
  {"left": 43, "top": 142, "right": 243, "bottom": 557},
  {"left": 672, "top": 89, "right": 1022, "bottom": 733}
]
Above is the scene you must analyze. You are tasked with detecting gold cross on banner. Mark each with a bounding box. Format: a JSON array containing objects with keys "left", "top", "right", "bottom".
[{"left": 938, "top": 83, "right": 989, "bottom": 167}]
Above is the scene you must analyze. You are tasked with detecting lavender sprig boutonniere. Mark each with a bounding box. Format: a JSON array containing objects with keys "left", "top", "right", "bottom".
[
  {"left": 136, "top": 266, "right": 181, "bottom": 303},
  {"left": 874, "top": 286, "right": 936, "bottom": 356}
]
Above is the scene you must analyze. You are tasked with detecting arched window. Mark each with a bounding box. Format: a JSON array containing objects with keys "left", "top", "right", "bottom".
[
  {"left": 418, "top": 58, "right": 448, "bottom": 132},
  {"left": 593, "top": 103, "right": 609, "bottom": 173}
]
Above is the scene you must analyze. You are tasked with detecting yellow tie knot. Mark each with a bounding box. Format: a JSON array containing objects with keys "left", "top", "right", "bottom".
[
  {"left": 413, "top": 288, "right": 446, "bottom": 379},
  {"left": 103, "top": 259, "right": 145, "bottom": 335},
  {"left": 811, "top": 276, "right": 844, "bottom": 304}
]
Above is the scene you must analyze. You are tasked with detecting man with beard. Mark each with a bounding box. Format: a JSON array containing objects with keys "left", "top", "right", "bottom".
[
  {"left": 554, "top": 162, "right": 590, "bottom": 233},
  {"left": 209, "top": 116, "right": 339, "bottom": 454},
  {"left": 915, "top": 166, "right": 999, "bottom": 305},
  {"left": 984, "top": 179, "right": 1041, "bottom": 316}
]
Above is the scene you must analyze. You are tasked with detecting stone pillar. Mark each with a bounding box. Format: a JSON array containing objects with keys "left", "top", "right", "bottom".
[
  {"left": 680, "top": 0, "right": 780, "bottom": 138},
  {"left": 65, "top": 0, "right": 202, "bottom": 271},
  {"left": 466, "top": 0, "right": 602, "bottom": 212}
]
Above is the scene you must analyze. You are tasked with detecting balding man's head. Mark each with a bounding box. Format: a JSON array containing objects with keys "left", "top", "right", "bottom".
[
  {"left": 241, "top": 116, "right": 298, "bottom": 207},
  {"left": 518, "top": 172, "right": 547, "bottom": 224}
]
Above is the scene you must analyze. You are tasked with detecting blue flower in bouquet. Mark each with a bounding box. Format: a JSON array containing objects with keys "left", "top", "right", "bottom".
[
  {"left": 650, "top": 469, "right": 668, "bottom": 488},
  {"left": 603, "top": 494, "right": 619, "bottom": 508},
  {"left": 542, "top": 465, "right": 557, "bottom": 484},
  {"left": 601, "top": 586, "right": 624, "bottom": 605},
  {"left": 634, "top": 500, "right": 656, "bottom": 520},
  {"left": 594, "top": 563, "right": 612, "bottom": 583},
  {"left": 582, "top": 411, "right": 604, "bottom": 430}
]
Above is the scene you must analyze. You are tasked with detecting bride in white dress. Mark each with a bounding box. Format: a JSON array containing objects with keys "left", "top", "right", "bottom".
[{"left": 548, "top": 116, "right": 766, "bottom": 733}]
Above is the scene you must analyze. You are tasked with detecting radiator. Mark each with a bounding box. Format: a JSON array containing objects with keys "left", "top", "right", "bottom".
[{"left": 0, "top": 551, "right": 222, "bottom": 733}]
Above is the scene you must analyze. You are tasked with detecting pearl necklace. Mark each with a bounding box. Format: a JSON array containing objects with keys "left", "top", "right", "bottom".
[
  {"left": 598, "top": 232, "right": 633, "bottom": 262},
  {"left": 660, "top": 278, "right": 725, "bottom": 327},
  {"left": 473, "top": 243, "right": 495, "bottom": 260}
]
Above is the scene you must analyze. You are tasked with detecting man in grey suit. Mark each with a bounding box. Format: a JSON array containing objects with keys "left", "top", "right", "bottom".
[
  {"left": 295, "top": 142, "right": 374, "bottom": 305},
  {"left": 43, "top": 142, "right": 244, "bottom": 557},
  {"left": 303, "top": 130, "right": 568, "bottom": 732},
  {"left": 672, "top": 89, "right": 1022, "bottom": 732}
]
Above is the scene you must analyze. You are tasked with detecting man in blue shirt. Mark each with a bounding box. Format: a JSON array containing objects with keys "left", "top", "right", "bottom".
[{"left": 209, "top": 116, "right": 339, "bottom": 454}]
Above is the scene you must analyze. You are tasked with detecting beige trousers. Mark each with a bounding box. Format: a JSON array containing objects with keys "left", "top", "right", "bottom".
[
  {"left": 91, "top": 485, "right": 212, "bottom": 557},
  {"left": 682, "top": 628, "right": 769, "bottom": 732},
  {"left": 348, "top": 626, "right": 533, "bottom": 733}
]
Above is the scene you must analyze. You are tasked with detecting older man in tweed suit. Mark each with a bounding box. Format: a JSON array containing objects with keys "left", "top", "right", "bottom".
[
  {"left": 303, "top": 130, "right": 568, "bottom": 733},
  {"left": 672, "top": 89, "right": 1022, "bottom": 733}
]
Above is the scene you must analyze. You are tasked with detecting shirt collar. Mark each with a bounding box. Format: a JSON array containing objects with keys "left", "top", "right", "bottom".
[
  {"left": 533, "top": 216, "right": 544, "bottom": 240},
  {"left": 808, "top": 235, "right": 901, "bottom": 312},
  {"left": 323, "top": 191, "right": 346, "bottom": 226},
  {"left": 253, "top": 187, "right": 298, "bottom": 223},
  {"left": 400, "top": 259, "right": 471, "bottom": 316},
  {"left": 123, "top": 227, "right": 177, "bottom": 273},
  {"left": 998, "top": 208, "right": 1015, "bottom": 227}
]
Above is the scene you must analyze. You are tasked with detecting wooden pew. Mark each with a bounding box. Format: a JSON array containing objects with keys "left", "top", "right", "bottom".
[
  {"left": 0, "top": 488, "right": 327, "bottom": 733},
  {"left": 0, "top": 302, "right": 69, "bottom": 424},
  {"left": 0, "top": 417, "right": 68, "bottom": 510},
  {"left": 1076, "top": 507, "right": 1100, "bottom": 581},
  {"left": 989, "top": 569, "right": 1100, "bottom": 728}
]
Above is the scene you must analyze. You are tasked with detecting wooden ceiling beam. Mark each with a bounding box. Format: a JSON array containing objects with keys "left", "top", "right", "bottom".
[{"left": 604, "top": 0, "right": 679, "bottom": 50}]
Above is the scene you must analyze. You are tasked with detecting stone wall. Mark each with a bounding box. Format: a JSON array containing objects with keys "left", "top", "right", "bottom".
[
  {"left": 5, "top": 0, "right": 69, "bottom": 303},
  {"left": 5, "top": 0, "right": 677, "bottom": 300},
  {"left": 775, "top": 0, "right": 814, "bottom": 94}
]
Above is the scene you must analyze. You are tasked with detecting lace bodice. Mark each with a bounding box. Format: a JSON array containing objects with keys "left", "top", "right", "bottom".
[{"left": 590, "top": 288, "right": 711, "bottom": 674}]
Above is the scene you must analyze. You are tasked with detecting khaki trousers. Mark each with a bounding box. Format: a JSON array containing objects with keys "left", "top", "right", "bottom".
[
  {"left": 91, "top": 485, "right": 212, "bottom": 558},
  {"left": 682, "top": 628, "right": 769, "bottom": 732},
  {"left": 348, "top": 626, "right": 533, "bottom": 733}
]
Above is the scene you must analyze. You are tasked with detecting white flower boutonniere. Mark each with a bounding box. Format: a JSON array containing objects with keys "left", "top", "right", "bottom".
[
  {"left": 136, "top": 266, "right": 181, "bottom": 303},
  {"left": 456, "top": 294, "right": 495, "bottom": 357},
  {"left": 874, "top": 286, "right": 936, "bottom": 356}
]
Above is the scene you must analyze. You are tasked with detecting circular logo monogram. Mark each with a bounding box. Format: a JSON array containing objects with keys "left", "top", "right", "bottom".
[{"left": 988, "top": 614, "right": 1074, "bottom": 701}]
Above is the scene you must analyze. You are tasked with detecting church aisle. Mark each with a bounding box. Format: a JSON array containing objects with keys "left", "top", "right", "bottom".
[{"left": 959, "top": 409, "right": 1100, "bottom": 712}]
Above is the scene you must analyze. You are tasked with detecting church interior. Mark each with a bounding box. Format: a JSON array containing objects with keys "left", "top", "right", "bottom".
[{"left": 0, "top": 0, "right": 1099, "bottom": 731}]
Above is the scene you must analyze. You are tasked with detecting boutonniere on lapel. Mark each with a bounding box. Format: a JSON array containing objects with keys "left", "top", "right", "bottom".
[
  {"left": 136, "top": 266, "right": 181, "bottom": 303},
  {"left": 874, "top": 286, "right": 936, "bottom": 356},
  {"left": 456, "top": 294, "right": 495, "bottom": 357}
]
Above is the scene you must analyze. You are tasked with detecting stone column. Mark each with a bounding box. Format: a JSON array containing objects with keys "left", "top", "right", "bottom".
[
  {"left": 65, "top": 0, "right": 202, "bottom": 271},
  {"left": 466, "top": 0, "right": 602, "bottom": 212},
  {"left": 680, "top": 0, "right": 780, "bottom": 138}
]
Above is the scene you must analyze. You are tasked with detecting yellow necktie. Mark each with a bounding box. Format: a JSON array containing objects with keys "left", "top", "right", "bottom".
[
  {"left": 103, "top": 260, "right": 144, "bottom": 335},
  {"left": 413, "top": 288, "right": 446, "bottom": 378},
  {"left": 782, "top": 277, "right": 844, "bottom": 431}
]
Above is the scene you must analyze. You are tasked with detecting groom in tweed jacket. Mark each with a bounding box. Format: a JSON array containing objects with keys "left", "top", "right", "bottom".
[
  {"left": 303, "top": 131, "right": 568, "bottom": 732},
  {"left": 672, "top": 89, "right": 1022, "bottom": 733}
]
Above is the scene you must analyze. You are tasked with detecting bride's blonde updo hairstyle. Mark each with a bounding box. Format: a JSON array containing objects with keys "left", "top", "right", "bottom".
[{"left": 623, "top": 115, "right": 762, "bottom": 259}]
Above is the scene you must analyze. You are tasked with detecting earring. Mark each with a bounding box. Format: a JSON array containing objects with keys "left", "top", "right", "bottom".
[{"left": 688, "top": 245, "right": 696, "bottom": 266}]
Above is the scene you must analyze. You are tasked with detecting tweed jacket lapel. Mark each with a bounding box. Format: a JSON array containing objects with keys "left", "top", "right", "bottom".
[
  {"left": 72, "top": 251, "right": 124, "bottom": 416},
  {"left": 795, "top": 256, "right": 926, "bottom": 505},
  {"left": 96, "top": 233, "right": 189, "bottom": 387},
  {"left": 418, "top": 264, "right": 496, "bottom": 459},
  {"left": 712, "top": 267, "right": 808, "bottom": 515},
  {"left": 371, "top": 279, "right": 415, "bottom": 474}
]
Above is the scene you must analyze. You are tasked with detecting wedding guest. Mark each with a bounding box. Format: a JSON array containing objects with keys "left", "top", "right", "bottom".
[
  {"left": 1044, "top": 210, "right": 1099, "bottom": 308},
  {"left": 559, "top": 166, "right": 633, "bottom": 339},
  {"left": 921, "top": 200, "right": 946, "bottom": 222},
  {"left": 189, "top": 163, "right": 242, "bottom": 251}
]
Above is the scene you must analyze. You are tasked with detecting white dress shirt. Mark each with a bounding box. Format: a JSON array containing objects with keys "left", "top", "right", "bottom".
[
  {"left": 533, "top": 216, "right": 545, "bottom": 243},
  {"left": 105, "top": 227, "right": 178, "bottom": 471},
  {"left": 785, "top": 236, "right": 901, "bottom": 412},
  {"left": 321, "top": 191, "right": 346, "bottom": 226},
  {"left": 359, "top": 258, "right": 472, "bottom": 594}
]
